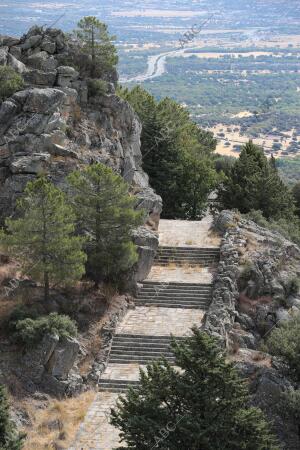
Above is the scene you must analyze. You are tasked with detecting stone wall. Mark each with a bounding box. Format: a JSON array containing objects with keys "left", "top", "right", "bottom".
[
  {"left": 206, "top": 210, "right": 300, "bottom": 449},
  {"left": 203, "top": 211, "right": 243, "bottom": 345}
]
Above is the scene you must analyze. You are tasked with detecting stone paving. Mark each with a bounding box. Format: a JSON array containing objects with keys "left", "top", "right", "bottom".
[
  {"left": 72, "top": 218, "right": 218, "bottom": 450},
  {"left": 71, "top": 392, "right": 122, "bottom": 450},
  {"left": 116, "top": 306, "right": 204, "bottom": 336},
  {"left": 147, "top": 264, "right": 214, "bottom": 284},
  {"left": 158, "top": 216, "right": 220, "bottom": 247},
  {"left": 101, "top": 363, "right": 145, "bottom": 381}
]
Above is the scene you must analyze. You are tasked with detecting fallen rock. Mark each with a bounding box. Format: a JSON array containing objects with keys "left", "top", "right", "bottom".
[{"left": 46, "top": 337, "right": 80, "bottom": 380}]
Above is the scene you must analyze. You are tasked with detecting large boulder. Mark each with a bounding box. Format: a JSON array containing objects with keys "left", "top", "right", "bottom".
[
  {"left": 23, "top": 69, "right": 57, "bottom": 87},
  {"left": 23, "top": 88, "right": 66, "bottom": 113},
  {"left": 56, "top": 65, "right": 79, "bottom": 87},
  {"left": 131, "top": 226, "right": 159, "bottom": 283},
  {"left": 46, "top": 337, "right": 80, "bottom": 380}
]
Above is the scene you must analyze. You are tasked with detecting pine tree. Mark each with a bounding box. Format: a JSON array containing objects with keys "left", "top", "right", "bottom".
[
  {"left": 75, "top": 16, "right": 118, "bottom": 77},
  {"left": 292, "top": 182, "right": 300, "bottom": 217},
  {"left": 0, "top": 177, "right": 86, "bottom": 301},
  {"left": 118, "top": 86, "right": 218, "bottom": 219},
  {"left": 67, "top": 163, "right": 144, "bottom": 285},
  {"left": 0, "top": 385, "right": 24, "bottom": 450},
  {"left": 179, "top": 156, "right": 219, "bottom": 220},
  {"left": 219, "top": 141, "right": 295, "bottom": 219},
  {"left": 111, "top": 328, "right": 279, "bottom": 450}
]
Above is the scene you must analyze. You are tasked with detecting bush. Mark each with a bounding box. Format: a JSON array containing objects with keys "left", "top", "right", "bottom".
[
  {"left": 0, "top": 385, "right": 24, "bottom": 450},
  {"left": 266, "top": 313, "right": 300, "bottom": 382},
  {"left": 87, "top": 79, "right": 108, "bottom": 97},
  {"left": 111, "top": 328, "right": 279, "bottom": 450},
  {"left": 0, "top": 66, "right": 24, "bottom": 101},
  {"left": 244, "top": 210, "right": 300, "bottom": 247},
  {"left": 13, "top": 313, "right": 77, "bottom": 347},
  {"left": 285, "top": 277, "right": 300, "bottom": 296}
]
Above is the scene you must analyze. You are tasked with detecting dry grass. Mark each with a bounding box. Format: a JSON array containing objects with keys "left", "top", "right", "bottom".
[
  {"left": 182, "top": 263, "right": 203, "bottom": 273},
  {"left": 167, "top": 262, "right": 177, "bottom": 270},
  {"left": 251, "top": 351, "right": 267, "bottom": 362},
  {"left": 23, "top": 391, "right": 95, "bottom": 450},
  {"left": 0, "top": 263, "right": 17, "bottom": 284},
  {"left": 238, "top": 293, "right": 273, "bottom": 315},
  {"left": 185, "top": 240, "right": 195, "bottom": 246},
  {"left": 205, "top": 230, "right": 221, "bottom": 247}
]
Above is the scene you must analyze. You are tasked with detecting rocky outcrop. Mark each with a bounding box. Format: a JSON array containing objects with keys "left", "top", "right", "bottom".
[
  {"left": 207, "top": 210, "right": 300, "bottom": 449},
  {"left": 0, "top": 25, "right": 162, "bottom": 281},
  {"left": 205, "top": 210, "right": 300, "bottom": 346},
  {"left": 0, "top": 27, "right": 161, "bottom": 228}
]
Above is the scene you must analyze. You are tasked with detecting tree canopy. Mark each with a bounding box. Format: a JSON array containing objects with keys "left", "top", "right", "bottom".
[
  {"left": 68, "top": 163, "right": 144, "bottom": 285},
  {"left": 218, "top": 141, "right": 295, "bottom": 219},
  {"left": 0, "top": 385, "right": 24, "bottom": 450},
  {"left": 111, "top": 328, "right": 278, "bottom": 450},
  {"left": 75, "top": 16, "right": 118, "bottom": 78},
  {"left": 119, "top": 86, "right": 218, "bottom": 219},
  {"left": 0, "top": 177, "right": 86, "bottom": 301}
]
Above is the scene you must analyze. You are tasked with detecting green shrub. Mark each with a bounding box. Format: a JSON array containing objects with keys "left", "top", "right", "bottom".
[
  {"left": 244, "top": 210, "right": 300, "bottom": 247},
  {"left": 0, "top": 385, "right": 24, "bottom": 450},
  {"left": 87, "top": 79, "right": 108, "bottom": 97},
  {"left": 13, "top": 313, "right": 77, "bottom": 347},
  {"left": 282, "top": 389, "right": 300, "bottom": 422},
  {"left": 285, "top": 277, "right": 300, "bottom": 296},
  {"left": 266, "top": 313, "right": 300, "bottom": 382},
  {"left": 0, "top": 66, "right": 24, "bottom": 101}
]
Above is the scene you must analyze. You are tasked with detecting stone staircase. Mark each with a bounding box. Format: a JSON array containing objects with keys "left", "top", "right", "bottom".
[
  {"left": 73, "top": 218, "right": 220, "bottom": 449},
  {"left": 155, "top": 246, "right": 220, "bottom": 266},
  {"left": 135, "top": 281, "right": 212, "bottom": 309}
]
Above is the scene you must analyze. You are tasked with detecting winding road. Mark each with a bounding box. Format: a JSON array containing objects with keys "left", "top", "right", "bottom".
[{"left": 120, "top": 45, "right": 201, "bottom": 83}]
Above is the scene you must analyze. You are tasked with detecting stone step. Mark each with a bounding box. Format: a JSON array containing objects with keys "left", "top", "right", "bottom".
[
  {"left": 114, "top": 334, "right": 187, "bottom": 340},
  {"left": 137, "top": 291, "right": 210, "bottom": 298},
  {"left": 142, "top": 281, "right": 212, "bottom": 287},
  {"left": 100, "top": 379, "right": 140, "bottom": 385},
  {"left": 155, "top": 256, "right": 219, "bottom": 261},
  {"left": 157, "top": 247, "right": 219, "bottom": 251},
  {"left": 112, "top": 340, "right": 176, "bottom": 347},
  {"left": 135, "top": 296, "right": 210, "bottom": 305},
  {"left": 109, "top": 357, "right": 175, "bottom": 366},
  {"left": 139, "top": 288, "right": 211, "bottom": 294},
  {"left": 110, "top": 350, "right": 174, "bottom": 357},
  {"left": 111, "top": 344, "right": 172, "bottom": 351},
  {"left": 98, "top": 380, "right": 140, "bottom": 392},
  {"left": 109, "top": 357, "right": 175, "bottom": 364},
  {"left": 154, "top": 260, "right": 218, "bottom": 265},
  {"left": 156, "top": 253, "right": 218, "bottom": 258},
  {"left": 156, "top": 252, "right": 219, "bottom": 258},
  {"left": 134, "top": 302, "right": 208, "bottom": 309},
  {"left": 137, "top": 296, "right": 210, "bottom": 302},
  {"left": 110, "top": 353, "right": 175, "bottom": 360},
  {"left": 140, "top": 284, "right": 211, "bottom": 290},
  {"left": 98, "top": 386, "right": 134, "bottom": 392},
  {"left": 98, "top": 386, "right": 136, "bottom": 393},
  {"left": 154, "top": 262, "right": 217, "bottom": 267},
  {"left": 139, "top": 290, "right": 211, "bottom": 296}
]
